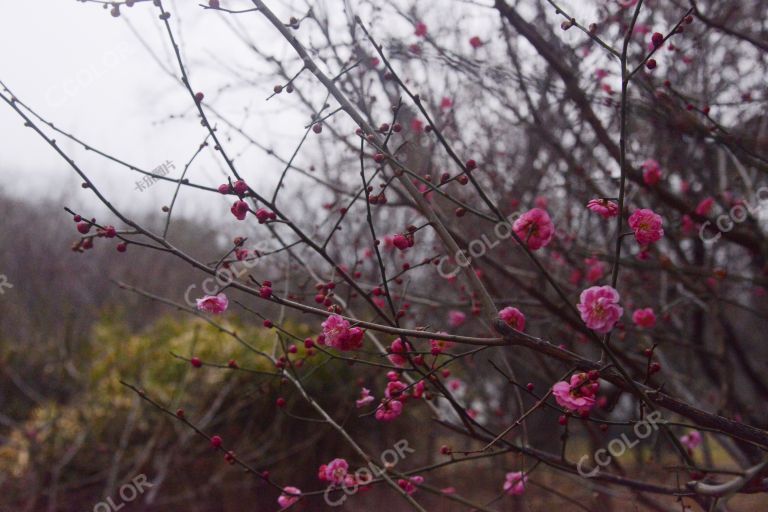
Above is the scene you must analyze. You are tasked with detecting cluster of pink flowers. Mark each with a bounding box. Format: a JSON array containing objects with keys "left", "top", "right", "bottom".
[
  {"left": 320, "top": 314, "right": 364, "bottom": 351},
  {"left": 387, "top": 338, "right": 408, "bottom": 367},
  {"left": 196, "top": 293, "right": 229, "bottom": 314},
  {"left": 397, "top": 475, "right": 424, "bottom": 495},
  {"left": 628, "top": 209, "right": 664, "bottom": 245},
  {"left": 503, "top": 471, "right": 528, "bottom": 496},
  {"left": 632, "top": 307, "right": 657, "bottom": 329},
  {"left": 513, "top": 208, "right": 554, "bottom": 250},
  {"left": 577, "top": 285, "right": 623, "bottom": 334},
  {"left": 587, "top": 198, "right": 619, "bottom": 219},
  {"left": 498, "top": 306, "right": 526, "bottom": 332},
  {"left": 552, "top": 372, "right": 600, "bottom": 415}
]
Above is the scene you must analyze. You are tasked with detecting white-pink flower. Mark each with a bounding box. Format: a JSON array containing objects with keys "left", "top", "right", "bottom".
[
  {"left": 277, "top": 486, "right": 301, "bottom": 508},
  {"left": 448, "top": 310, "right": 467, "bottom": 327},
  {"left": 356, "top": 387, "right": 375, "bottom": 408},
  {"left": 577, "top": 286, "right": 623, "bottom": 334},
  {"left": 680, "top": 430, "right": 702, "bottom": 451},
  {"left": 196, "top": 293, "right": 229, "bottom": 314},
  {"left": 503, "top": 471, "right": 528, "bottom": 496}
]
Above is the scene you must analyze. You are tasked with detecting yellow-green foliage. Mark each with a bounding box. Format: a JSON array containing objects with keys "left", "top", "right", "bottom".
[{"left": 0, "top": 313, "right": 311, "bottom": 479}]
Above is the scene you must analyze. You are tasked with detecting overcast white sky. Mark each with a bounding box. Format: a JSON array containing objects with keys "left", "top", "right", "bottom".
[
  {"left": 0, "top": 0, "right": 327, "bottom": 220},
  {"left": 0, "top": 0, "right": 601, "bottom": 222}
]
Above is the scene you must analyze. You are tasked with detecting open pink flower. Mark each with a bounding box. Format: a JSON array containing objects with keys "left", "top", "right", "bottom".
[
  {"left": 321, "top": 458, "right": 349, "bottom": 485},
  {"left": 356, "top": 387, "right": 375, "bottom": 408},
  {"left": 680, "top": 430, "right": 702, "bottom": 451},
  {"left": 628, "top": 209, "right": 664, "bottom": 245},
  {"left": 513, "top": 208, "right": 554, "bottom": 250},
  {"left": 448, "top": 310, "right": 466, "bottom": 327},
  {"left": 196, "top": 293, "right": 229, "bottom": 314},
  {"left": 587, "top": 199, "right": 619, "bottom": 219},
  {"left": 577, "top": 285, "right": 623, "bottom": 333},
  {"left": 277, "top": 486, "right": 301, "bottom": 508},
  {"left": 375, "top": 399, "right": 403, "bottom": 422},
  {"left": 503, "top": 471, "right": 528, "bottom": 496},
  {"left": 321, "top": 314, "right": 364, "bottom": 351},
  {"left": 641, "top": 159, "right": 662, "bottom": 186},
  {"left": 552, "top": 373, "right": 598, "bottom": 414},
  {"left": 632, "top": 308, "right": 657, "bottom": 328},
  {"left": 498, "top": 307, "right": 525, "bottom": 332}
]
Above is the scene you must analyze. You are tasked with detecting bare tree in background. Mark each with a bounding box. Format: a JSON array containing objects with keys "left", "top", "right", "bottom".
[{"left": 1, "top": 0, "right": 767, "bottom": 510}]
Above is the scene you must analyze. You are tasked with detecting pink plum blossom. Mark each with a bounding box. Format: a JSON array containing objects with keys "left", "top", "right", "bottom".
[
  {"left": 503, "top": 471, "right": 528, "bottom": 496},
  {"left": 277, "top": 486, "right": 301, "bottom": 508},
  {"left": 356, "top": 387, "right": 375, "bottom": 408},
  {"left": 230, "top": 200, "right": 249, "bottom": 220},
  {"left": 387, "top": 338, "right": 408, "bottom": 367},
  {"left": 587, "top": 198, "right": 619, "bottom": 219},
  {"left": 628, "top": 209, "right": 664, "bottom": 245},
  {"left": 321, "top": 458, "right": 349, "bottom": 485},
  {"left": 196, "top": 293, "right": 229, "bottom": 314},
  {"left": 680, "top": 430, "right": 702, "bottom": 451},
  {"left": 632, "top": 308, "right": 657, "bottom": 329},
  {"left": 398, "top": 475, "right": 424, "bottom": 495},
  {"left": 577, "top": 285, "right": 623, "bottom": 334},
  {"left": 695, "top": 197, "right": 715, "bottom": 216},
  {"left": 513, "top": 208, "right": 554, "bottom": 250},
  {"left": 641, "top": 159, "right": 662, "bottom": 186},
  {"left": 448, "top": 310, "right": 467, "bottom": 327},
  {"left": 321, "top": 314, "right": 364, "bottom": 351},
  {"left": 552, "top": 373, "right": 599, "bottom": 414},
  {"left": 498, "top": 306, "right": 526, "bottom": 332},
  {"left": 375, "top": 399, "right": 403, "bottom": 422}
]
